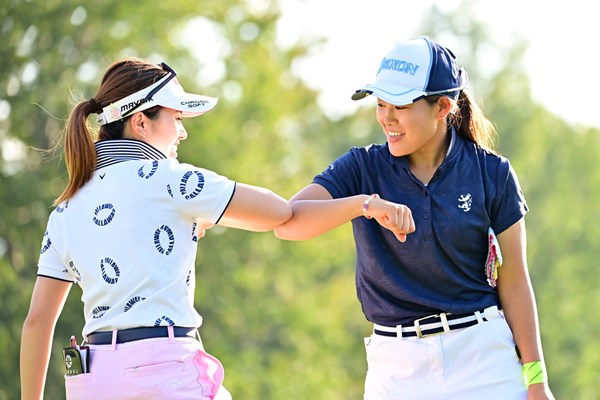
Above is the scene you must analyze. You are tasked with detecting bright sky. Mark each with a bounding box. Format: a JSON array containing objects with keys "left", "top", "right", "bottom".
[{"left": 276, "top": 0, "right": 599, "bottom": 128}]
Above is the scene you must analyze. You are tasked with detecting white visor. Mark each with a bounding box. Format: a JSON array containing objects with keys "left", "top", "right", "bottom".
[{"left": 97, "top": 73, "right": 218, "bottom": 126}]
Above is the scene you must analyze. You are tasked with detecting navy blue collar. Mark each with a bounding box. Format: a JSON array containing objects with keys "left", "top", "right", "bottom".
[{"left": 95, "top": 139, "right": 166, "bottom": 170}]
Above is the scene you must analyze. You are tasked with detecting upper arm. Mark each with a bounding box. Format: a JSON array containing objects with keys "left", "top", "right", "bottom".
[
  {"left": 496, "top": 218, "right": 528, "bottom": 287},
  {"left": 24, "top": 276, "right": 72, "bottom": 326},
  {"left": 290, "top": 183, "right": 333, "bottom": 202}
]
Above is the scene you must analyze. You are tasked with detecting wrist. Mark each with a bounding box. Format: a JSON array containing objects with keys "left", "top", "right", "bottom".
[
  {"left": 362, "top": 194, "right": 379, "bottom": 219},
  {"left": 522, "top": 361, "right": 547, "bottom": 388}
]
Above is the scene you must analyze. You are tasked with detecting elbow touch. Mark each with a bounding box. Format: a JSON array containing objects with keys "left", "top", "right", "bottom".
[{"left": 269, "top": 205, "right": 292, "bottom": 232}]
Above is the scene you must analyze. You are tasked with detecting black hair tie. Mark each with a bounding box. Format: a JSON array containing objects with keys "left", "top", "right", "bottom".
[{"left": 89, "top": 98, "right": 102, "bottom": 114}]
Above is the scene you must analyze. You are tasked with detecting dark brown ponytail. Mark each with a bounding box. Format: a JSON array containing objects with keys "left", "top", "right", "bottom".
[
  {"left": 452, "top": 90, "right": 497, "bottom": 152},
  {"left": 426, "top": 90, "right": 498, "bottom": 152}
]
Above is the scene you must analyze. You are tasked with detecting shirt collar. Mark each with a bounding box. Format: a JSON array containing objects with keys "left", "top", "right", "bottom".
[{"left": 95, "top": 139, "right": 167, "bottom": 170}]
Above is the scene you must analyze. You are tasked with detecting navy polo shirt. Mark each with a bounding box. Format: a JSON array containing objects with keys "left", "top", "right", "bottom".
[{"left": 313, "top": 129, "right": 528, "bottom": 326}]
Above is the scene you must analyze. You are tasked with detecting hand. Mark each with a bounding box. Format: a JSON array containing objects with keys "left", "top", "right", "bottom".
[
  {"left": 368, "top": 197, "right": 415, "bottom": 242},
  {"left": 196, "top": 219, "right": 215, "bottom": 239},
  {"left": 528, "top": 383, "right": 555, "bottom": 400}
]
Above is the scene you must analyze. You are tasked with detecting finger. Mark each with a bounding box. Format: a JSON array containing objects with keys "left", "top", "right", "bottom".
[
  {"left": 399, "top": 208, "right": 413, "bottom": 231},
  {"left": 395, "top": 232, "right": 407, "bottom": 243}
]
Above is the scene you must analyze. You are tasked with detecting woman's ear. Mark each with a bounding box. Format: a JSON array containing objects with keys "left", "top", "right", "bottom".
[
  {"left": 127, "top": 112, "right": 146, "bottom": 139},
  {"left": 436, "top": 96, "right": 454, "bottom": 120}
]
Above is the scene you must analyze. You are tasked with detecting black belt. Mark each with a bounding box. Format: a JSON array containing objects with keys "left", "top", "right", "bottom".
[
  {"left": 86, "top": 326, "right": 196, "bottom": 345},
  {"left": 373, "top": 306, "right": 499, "bottom": 339}
]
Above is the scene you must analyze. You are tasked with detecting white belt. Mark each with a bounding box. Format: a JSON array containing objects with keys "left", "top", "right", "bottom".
[{"left": 373, "top": 305, "right": 500, "bottom": 339}]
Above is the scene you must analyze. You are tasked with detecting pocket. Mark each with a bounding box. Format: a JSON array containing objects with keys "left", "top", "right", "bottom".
[
  {"left": 124, "top": 360, "right": 185, "bottom": 378},
  {"left": 65, "top": 373, "right": 94, "bottom": 400},
  {"left": 193, "top": 349, "right": 225, "bottom": 398}
]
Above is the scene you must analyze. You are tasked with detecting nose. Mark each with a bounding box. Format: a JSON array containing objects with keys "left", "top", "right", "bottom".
[
  {"left": 383, "top": 106, "right": 398, "bottom": 124},
  {"left": 179, "top": 127, "right": 188, "bottom": 140}
]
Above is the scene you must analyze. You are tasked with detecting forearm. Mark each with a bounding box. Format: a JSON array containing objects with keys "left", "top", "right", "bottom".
[
  {"left": 21, "top": 277, "right": 72, "bottom": 400},
  {"left": 498, "top": 278, "right": 544, "bottom": 364},
  {"left": 219, "top": 184, "right": 292, "bottom": 232},
  {"left": 20, "top": 317, "right": 55, "bottom": 400},
  {"left": 274, "top": 195, "right": 366, "bottom": 240}
]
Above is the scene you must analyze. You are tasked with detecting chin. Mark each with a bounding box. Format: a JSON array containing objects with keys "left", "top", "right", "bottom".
[{"left": 389, "top": 148, "right": 408, "bottom": 158}]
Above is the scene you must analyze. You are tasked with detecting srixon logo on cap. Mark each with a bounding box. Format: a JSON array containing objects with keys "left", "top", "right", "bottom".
[{"left": 377, "top": 58, "right": 420, "bottom": 76}]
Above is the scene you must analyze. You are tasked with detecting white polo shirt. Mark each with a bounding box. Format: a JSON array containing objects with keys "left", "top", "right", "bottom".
[{"left": 37, "top": 139, "right": 236, "bottom": 337}]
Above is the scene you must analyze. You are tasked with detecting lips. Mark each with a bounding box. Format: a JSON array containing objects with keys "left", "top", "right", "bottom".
[
  {"left": 387, "top": 131, "right": 405, "bottom": 142},
  {"left": 388, "top": 132, "right": 405, "bottom": 137}
]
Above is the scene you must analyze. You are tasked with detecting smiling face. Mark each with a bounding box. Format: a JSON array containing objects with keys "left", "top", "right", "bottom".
[
  {"left": 376, "top": 97, "right": 451, "bottom": 158},
  {"left": 140, "top": 107, "right": 188, "bottom": 158}
]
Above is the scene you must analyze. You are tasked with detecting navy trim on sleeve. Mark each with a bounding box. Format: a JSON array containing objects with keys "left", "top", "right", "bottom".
[{"left": 37, "top": 274, "right": 75, "bottom": 283}]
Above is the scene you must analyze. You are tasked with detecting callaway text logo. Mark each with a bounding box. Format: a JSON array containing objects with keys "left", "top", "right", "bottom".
[{"left": 377, "top": 58, "right": 420, "bottom": 76}]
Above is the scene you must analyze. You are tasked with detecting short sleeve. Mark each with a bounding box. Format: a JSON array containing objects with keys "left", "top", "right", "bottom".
[
  {"left": 489, "top": 159, "right": 528, "bottom": 234},
  {"left": 167, "top": 160, "right": 236, "bottom": 223},
  {"left": 313, "top": 148, "right": 363, "bottom": 198},
  {"left": 37, "top": 215, "right": 75, "bottom": 283}
]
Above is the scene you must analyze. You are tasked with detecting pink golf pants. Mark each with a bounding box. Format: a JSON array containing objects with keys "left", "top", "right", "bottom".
[{"left": 64, "top": 334, "right": 231, "bottom": 399}]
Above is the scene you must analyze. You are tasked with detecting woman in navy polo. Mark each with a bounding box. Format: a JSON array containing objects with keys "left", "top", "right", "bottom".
[
  {"left": 21, "top": 58, "right": 291, "bottom": 399},
  {"left": 275, "top": 37, "right": 554, "bottom": 399}
]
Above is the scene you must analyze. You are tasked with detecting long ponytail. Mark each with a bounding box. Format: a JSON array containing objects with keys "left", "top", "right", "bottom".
[
  {"left": 425, "top": 90, "right": 498, "bottom": 152},
  {"left": 449, "top": 90, "right": 497, "bottom": 152},
  {"left": 54, "top": 100, "right": 97, "bottom": 206}
]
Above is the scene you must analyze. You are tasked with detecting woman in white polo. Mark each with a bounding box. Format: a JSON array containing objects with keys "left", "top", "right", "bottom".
[{"left": 21, "top": 58, "right": 291, "bottom": 399}]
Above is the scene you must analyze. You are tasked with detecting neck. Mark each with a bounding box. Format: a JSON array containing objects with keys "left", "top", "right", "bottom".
[
  {"left": 409, "top": 125, "right": 451, "bottom": 169},
  {"left": 407, "top": 125, "right": 451, "bottom": 185}
]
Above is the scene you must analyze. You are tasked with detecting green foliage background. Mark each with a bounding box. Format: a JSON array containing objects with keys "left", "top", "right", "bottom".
[{"left": 1, "top": 0, "right": 598, "bottom": 399}]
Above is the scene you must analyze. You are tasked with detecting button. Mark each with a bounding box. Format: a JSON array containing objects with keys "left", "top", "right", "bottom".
[{"left": 424, "top": 213, "right": 429, "bottom": 219}]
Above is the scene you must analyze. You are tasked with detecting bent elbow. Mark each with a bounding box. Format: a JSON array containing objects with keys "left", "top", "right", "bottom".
[
  {"left": 273, "top": 222, "right": 306, "bottom": 241},
  {"left": 273, "top": 225, "right": 290, "bottom": 240}
]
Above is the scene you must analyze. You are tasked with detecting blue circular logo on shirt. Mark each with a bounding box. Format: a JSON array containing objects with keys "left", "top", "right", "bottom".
[
  {"left": 179, "top": 171, "right": 205, "bottom": 200},
  {"left": 124, "top": 296, "right": 146, "bottom": 312},
  {"left": 138, "top": 160, "right": 159, "bottom": 179},
  {"left": 154, "top": 225, "right": 175, "bottom": 255},
  {"left": 100, "top": 257, "right": 120, "bottom": 284},
  {"left": 40, "top": 231, "right": 51, "bottom": 254},
  {"left": 93, "top": 204, "right": 116, "bottom": 226},
  {"left": 191, "top": 221, "right": 198, "bottom": 243},
  {"left": 56, "top": 201, "right": 69, "bottom": 213},
  {"left": 154, "top": 316, "right": 175, "bottom": 326},
  {"left": 68, "top": 261, "right": 81, "bottom": 282},
  {"left": 92, "top": 305, "right": 110, "bottom": 319}
]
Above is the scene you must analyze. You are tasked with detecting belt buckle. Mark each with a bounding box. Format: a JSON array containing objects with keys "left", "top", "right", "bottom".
[{"left": 414, "top": 313, "right": 442, "bottom": 338}]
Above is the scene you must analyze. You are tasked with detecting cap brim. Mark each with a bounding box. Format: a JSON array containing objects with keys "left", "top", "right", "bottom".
[
  {"left": 351, "top": 83, "right": 425, "bottom": 106},
  {"left": 154, "top": 79, "right": 217, "bottom": 117},
  {"left": 97, "top": 76, "right": 218, "bottom": 126},
  {"left": 158, "top": 92, "right": 218, "bottom": 118}
]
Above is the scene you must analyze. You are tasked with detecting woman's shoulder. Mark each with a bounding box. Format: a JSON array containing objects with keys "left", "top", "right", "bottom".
[{"left": 348, "top": 143, "right": 389, "bottom": 159}]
